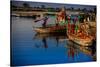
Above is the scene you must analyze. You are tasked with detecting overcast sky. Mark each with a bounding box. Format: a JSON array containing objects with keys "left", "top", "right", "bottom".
[{"left": 11, "top": 0, "right": 96, "bottom": 11}]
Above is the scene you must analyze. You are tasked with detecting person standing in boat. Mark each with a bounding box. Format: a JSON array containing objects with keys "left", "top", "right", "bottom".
[
  {"left": 67, "top": 15, "right": 71, "bottom": 34},
  {"left": 56, "top": 7, "right": 66, "bottom": 25},
  {"left": 42, "top": 16, "right": 49, "bottom": 28},
  {"left": 34, "top": 16, "right": 49, "bottom": 28},
  {"left": 74, "top": 16, "right": 79, "bottom": 35}
]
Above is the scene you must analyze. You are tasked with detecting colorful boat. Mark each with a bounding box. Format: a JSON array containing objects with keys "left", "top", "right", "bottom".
[
  {"left": 67, "top": 33, "right": 93, "bottom": 47},
  {"left": 33, "top": 25, "right": 67, "bottom": 34}
]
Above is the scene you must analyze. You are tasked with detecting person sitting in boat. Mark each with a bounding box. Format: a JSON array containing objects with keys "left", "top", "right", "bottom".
[
  {"left": 56, "top": 7, "right": 66, "bottom": 25},
  {"left": 34, "top": 16, "right": 49, "bottom": 28}
]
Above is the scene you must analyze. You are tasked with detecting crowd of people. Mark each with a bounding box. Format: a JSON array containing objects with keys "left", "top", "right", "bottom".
[
  {"left": 34, "top": 7, "right": 95, "bottom": 40},
  {"left": 56, "top": 7, "right": 94, "bottom": 40}
]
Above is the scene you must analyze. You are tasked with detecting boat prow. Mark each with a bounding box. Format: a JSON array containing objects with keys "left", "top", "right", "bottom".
[{"left": 34, "top": 28, "right": 49, "bottom": 34}]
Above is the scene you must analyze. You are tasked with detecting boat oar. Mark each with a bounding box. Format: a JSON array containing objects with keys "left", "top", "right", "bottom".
[{"left": 34, "top": 19, "right": 42, "bottom": 22}]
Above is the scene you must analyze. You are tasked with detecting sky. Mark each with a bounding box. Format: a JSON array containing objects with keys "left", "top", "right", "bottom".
[{"left": 11, "top": 0, "right": 96, "bottom": 11}]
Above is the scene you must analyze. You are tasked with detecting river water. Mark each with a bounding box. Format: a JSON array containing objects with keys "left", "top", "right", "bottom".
[{"left": 11, "top": 16, "right": 95, "bottom": 66}]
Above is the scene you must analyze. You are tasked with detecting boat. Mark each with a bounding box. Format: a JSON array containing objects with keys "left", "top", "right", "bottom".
[
  {"left": 33, "top": 25, "right": 67, "bottom": 34},
  {"left": 67, "top": 33, "right": 93, "bottom": 47}
]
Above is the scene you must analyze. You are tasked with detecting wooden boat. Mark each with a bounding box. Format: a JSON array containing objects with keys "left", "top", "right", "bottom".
[
  {"left": 33, "top": 25, "right": 67, "bottom": 34},
  {"left": 67, "top": 33, "right": 93, "bottom": 47},
  {"left": 34, "top": 27, "right": 50, "bottom": 34}
]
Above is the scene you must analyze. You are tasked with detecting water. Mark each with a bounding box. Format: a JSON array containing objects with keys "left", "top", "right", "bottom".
[{"left": 11, "top": 16, "right": 95, "bottom": 66}]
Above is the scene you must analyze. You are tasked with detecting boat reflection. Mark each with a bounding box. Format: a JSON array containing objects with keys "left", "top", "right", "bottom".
[
  {"left": 33, "top": 33, "right": 96, "bottom": 61},
  {"left": 66, "top": 40, "right": 96, "bottom": 61},
  {"left": 33, "top": 33, "right": 67, "bottom": 48}
]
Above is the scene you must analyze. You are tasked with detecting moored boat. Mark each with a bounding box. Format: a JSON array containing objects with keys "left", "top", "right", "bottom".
[
  {"left": 68, "top": 33, "right": 93, "bottom": 47},
  {"left": 33, "top": 25, "right": 67, "bottom": 34}
]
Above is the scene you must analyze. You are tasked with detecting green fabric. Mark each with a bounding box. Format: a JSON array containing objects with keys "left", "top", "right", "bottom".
[
  {"left": 75, "top": 25, "right": 78, "bottom": 31},
  {"left": 65, "top": 20, "right": 68, "bottom": 24}
]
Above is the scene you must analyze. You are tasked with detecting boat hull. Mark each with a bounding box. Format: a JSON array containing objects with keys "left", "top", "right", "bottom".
[
  {"left": 68, "top": 34, "right": 93, "bottom": 47},
  {"left": 34, "top": 25, "right": 67, "bottom": 34}
]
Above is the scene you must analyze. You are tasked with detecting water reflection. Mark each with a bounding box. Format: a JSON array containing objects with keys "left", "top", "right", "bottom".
[
  {"left": 33, "top": 33, "right": 67, "bottom": 48},
  {"left": 66, "top": 41, "right": 78, "bottom": 60},
  {"left": 42, "top": 37, "right": 48, "bottom": 48},
  {"left": 33, "top": 33, "right": 96, "bottom": 61},
  {"left": 66, "top": 40, "right": 96, "bottom": 61}
]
